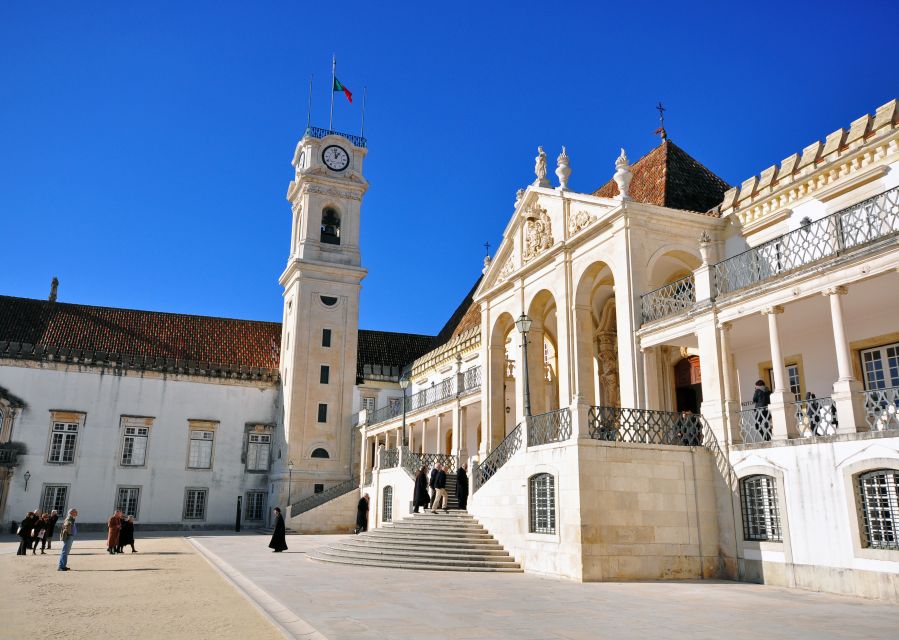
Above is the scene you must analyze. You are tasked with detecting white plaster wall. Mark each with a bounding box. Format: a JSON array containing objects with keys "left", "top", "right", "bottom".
[
  {"left": 368, "top": 465, "right": 416, "bottom": 529},
  {"left": 1, "top": 362, "right": 279, "bottom": 528},
  {"left": 289, "top": 488, "right": 359, "bottom": 534}
]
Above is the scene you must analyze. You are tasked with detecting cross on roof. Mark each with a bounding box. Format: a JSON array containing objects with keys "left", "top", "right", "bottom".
[
  {"left": 484, "top": 241, "right": 490, "bottom": 257},
  {"left": 655, "top": 102, "right": 668, "bottom": 140}
]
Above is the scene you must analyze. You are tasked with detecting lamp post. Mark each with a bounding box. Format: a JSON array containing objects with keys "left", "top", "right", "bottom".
[
  {"left": 287, "top": 460, "right": 294, "bottom": 507},
  {"left": 400, "top": 376, "right": 411, "bottom": 446},
  {"left": 516, "top": 313, "right": 533, "bottom": 418},
  {"left": 23, "top": 470, "right": 31, "bottom": 492}
]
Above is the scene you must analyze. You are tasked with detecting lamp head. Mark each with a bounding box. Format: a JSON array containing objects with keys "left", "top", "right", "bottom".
[
  {"left": 515, "top": 313, "right": 532, "bottom": 334},
  {"left": 399, "top": 377, "right": 411, "bottom": 390},
  {"left": 288, "top": 460, "right": 294, "bottom": 470}
]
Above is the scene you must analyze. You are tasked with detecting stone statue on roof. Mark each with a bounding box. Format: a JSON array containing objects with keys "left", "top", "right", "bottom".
[{"left": 534, "top": 147, "right": 550, "bottom": 187}]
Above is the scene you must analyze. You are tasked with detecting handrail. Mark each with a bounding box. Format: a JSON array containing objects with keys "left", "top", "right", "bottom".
[
  {"left": 473, "top": 423, "right": 522, "bottom": 492},
  {"left": 527, "top": 407, "right": 573, "bottom": 446},
  {"left": 587, "top": 406, "right": 703, "bottom": 446},
  {"left": 289, "top": 476, "right": 358, "bottom": 516},
  {"left": 640, "top": 274, "right": 696, "bottom": 324},
  {"left": 367, "top": 366, "right": 482, "bottom": 427}
]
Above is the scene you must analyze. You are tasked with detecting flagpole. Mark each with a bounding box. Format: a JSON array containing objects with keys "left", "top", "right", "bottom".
[
  {"left": 329, "top": 54, "right": 336, "bottom": 131},
  {"left": 360, "top": 86, "right": 367, "bottom": 138},
  {"left": 306, "top": 73, "right": 313, "bottom": 130}
]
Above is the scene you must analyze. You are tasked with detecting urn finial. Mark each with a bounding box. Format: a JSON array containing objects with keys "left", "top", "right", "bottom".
[
  {"left": 613, "top": 148, "right": 632, "bottom": 201},
  {"left": 555, "top": 146, "right": 571, "bottom": 190}
]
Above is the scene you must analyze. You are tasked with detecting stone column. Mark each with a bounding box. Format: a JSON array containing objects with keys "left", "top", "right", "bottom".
[
  {"left": 762, "top": 306, "right": 792, "bottom": 439},
  {"left": 527, "top": 325, "right": 546, "bottom": 416},
  {"left": 824, "top": 286, "right": 863, "bottom": 434},
  {"left": 451, "top": 402, "right": 462, "bottom": 459},
  {"left": 641, "top": 345, "right": 661, "bottom": 411},
  {"left": 436, "top": 414, "right": 444, "bottom": 454},
  {"left": 421, "top": 419, "right": 428, "bottom": 454},
  {"left": 573, "top": 304, "right": 597, "bottom": 405},
  {"left": 697, "top": 320, "right": 727, "bottom": 443},
  {"left": 719, "top": 322, "right": 740, "bottom": 444},
  {"left": 359, "top": 427, "right": 369, "bottom": 486}
]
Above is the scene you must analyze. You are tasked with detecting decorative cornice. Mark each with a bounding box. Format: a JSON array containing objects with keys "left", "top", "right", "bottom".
[{"left": 568, "top": 210, "right": 596, "bottom": 235}]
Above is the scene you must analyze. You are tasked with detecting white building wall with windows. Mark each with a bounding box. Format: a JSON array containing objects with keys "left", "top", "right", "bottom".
[{"left": 0, "top": 362, "right": 279, "bottom": 528}]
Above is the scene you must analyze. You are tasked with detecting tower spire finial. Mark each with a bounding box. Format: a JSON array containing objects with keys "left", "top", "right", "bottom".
[{"left": 655, "top": 101, "right": 667, "bottom": 140}]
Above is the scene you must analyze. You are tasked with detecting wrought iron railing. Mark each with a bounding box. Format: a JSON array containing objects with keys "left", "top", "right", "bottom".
[
  {"left": 400, "top": 446, "right": 421, "bottom": 478},
  {"left": 382, "top": 447, "right": 399, "bottom": 469},
  {"left": 304, "top": 126, "right": 367, "bottom": 148},
  {"left": 363, "top": 469, "right": 372, "bottom": 486},
  {"left": 736, "top": 407, "right": 772, "bottom": 443},
  {"left": 419, "top": 452, "right": 457, "bottom": 473},
  {"left": 369, "top": 402, "right": 403, "bottom": 425},
  {"left": 791, "top": 396, "right": 838, "bottom": 437},
  {"left": 527, "top": 407, "right": 573, "bottom": 446},
  {"left": 461, "top": 367, "right": 482, "bottom": 395},
  {"left": 640, "top": 275, "right": 696, "bottom": 324},
  {"left": 473, "top": 424, "right": 522, "bottom": 492},
  {"left": 290, "top": 476, "right": 359, "bottom": 516},
  {"left": 715, "top": 186, "right": 899, "bottom": 296},
  {"left": 367, "top": 366, "right": 483, "bottom": 427},
  {"left": 408, "top": 378, "right": 457, "bottom": 412},
  {"left": 587, "top": 407, "right": 703, "bottom": 446},
  {"left": 861, "top": 387, "right": 899, "bottom": 431}
]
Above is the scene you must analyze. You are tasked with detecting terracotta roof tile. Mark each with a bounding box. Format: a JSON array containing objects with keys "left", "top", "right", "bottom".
[
  {"left": 356, "top": 330, "right": 436, "bottom": 379},
  {"left": 593, "top": 140, "right": 729, "bottom": 214}
]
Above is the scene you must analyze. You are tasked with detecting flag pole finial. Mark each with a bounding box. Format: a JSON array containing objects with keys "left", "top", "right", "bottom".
[{"left": 329, "top": 55, "right": 336, "bottom": 131}]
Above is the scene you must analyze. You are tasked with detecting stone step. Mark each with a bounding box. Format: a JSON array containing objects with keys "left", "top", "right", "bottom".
[
  {"left": 339, "top": 537, "right": 508, "bottom": 553},
  {"left": 385, "top": 519, "right": 485, "bottom": 529},
  {"left": 310, "top": 548, "right": 519, "bottom": 570},
  {"left": 363, "top": 533, "right": 496, "bottom": 546},
  {"left": 382, "top": 522, "right": 490, "bottom": 534},
  {"left": 327, "top": 544, "right": 517, "bottom": 563},
  {"left": 371, "top": 528, "right": 494, "bottom": 541},
  {"left": 308, "top": 550, "right": 522, "bottom": 573}
]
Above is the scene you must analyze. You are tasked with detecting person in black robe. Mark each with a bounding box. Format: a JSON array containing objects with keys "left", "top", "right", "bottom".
[
  {"left": 17, "top": 511, "right": 36, "bottom": 556},
  {"left": 456, "top": 463, "right": 470, "bottom": 511},
  {"left": 119, "top": 516, "right": 137, "bottom": 553},
  {"left": 413, "top": 466, "right": 429, "bottom": 513},
  {"left": 354, "top": 494, "right": 370, "bottom": 534},
  {"left": 45, "top": 510, "right": 59, "bottom": 550},
  {"left": 268, "top": 507, "right": 288, "bottom": 552}
]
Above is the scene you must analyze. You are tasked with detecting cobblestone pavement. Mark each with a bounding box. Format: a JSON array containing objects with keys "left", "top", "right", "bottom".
[{"left": 191, "top": 533, "right": 898, "bottom": 640}]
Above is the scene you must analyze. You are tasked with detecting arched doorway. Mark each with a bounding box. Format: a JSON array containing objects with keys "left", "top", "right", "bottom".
[{"left": 673, "top": 355, "right": 702, "bottom": 413}]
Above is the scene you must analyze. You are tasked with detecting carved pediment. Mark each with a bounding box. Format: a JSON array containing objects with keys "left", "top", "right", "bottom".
[
  {"left": 522, "top": 202, "right": 553, "bottom": 263},
  {"left": 568, "top": 210, "right": 596, "bottom": 235},
  {"left": 497, "top": 253, "right": 516, "bottom": 283}
]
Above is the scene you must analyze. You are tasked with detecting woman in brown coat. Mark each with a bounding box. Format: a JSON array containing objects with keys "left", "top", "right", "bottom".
[{"left": 106, "top": 510, "right": 122, "bottom": 554}]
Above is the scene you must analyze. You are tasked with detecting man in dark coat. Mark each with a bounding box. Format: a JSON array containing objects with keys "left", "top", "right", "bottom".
[
  {"left": 17, "top": 511, "right": 36, "bottom": 556},
  {"left": 355, "top": 494, "right": 370, "bottom": 534},
  {"left": 119, "top": 516, "right": 137, "bottom": 553},
  {"left": 428, "top": 465, "right": 439, "bottom": 509},
  {"left": 456, "top": 463, "right": 469, "bottom": 511},
  {"left": 413, "top": 466, "right": 429, "bottom": 513},
  {"left": 45, "top": 510, "right": 59, "bottom": 550},
  {"left": 431, "top": 465, "right": 448, "bottom": 513},
  {"left": 268, "top": 507, "right": 288, "bottom": 552}
]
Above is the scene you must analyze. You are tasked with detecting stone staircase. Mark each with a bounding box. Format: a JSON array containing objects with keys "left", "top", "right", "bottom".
[{"left": 309, "top": 511, "right": 521, "bottom": 572}]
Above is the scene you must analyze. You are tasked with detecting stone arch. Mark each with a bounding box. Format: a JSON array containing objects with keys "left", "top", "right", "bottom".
[
  {"left": 526, "top": 289, "right": 560, "bottom": 415},
  {"left": 646, "top": 246, "right": 702, "bottom": 290},
  {"left": 489, "top": 312, "right": 517, "bottom": 450},
  {"left": 573, "top": 261, "right": 617, "bottom": 407}
]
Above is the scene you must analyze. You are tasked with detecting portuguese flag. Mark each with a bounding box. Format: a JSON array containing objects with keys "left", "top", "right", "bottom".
[{"left": 333, "top": 77, "right": 352, "bottom": 103}]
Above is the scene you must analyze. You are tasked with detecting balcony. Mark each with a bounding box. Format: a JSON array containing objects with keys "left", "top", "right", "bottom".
[
  {"left": 0, "top": 444, "right": 21, "bottom": 466},
  {"left": 366, "top": 366, "right": 482, "bottom": 427},
  {"left": 640, "top": 275, "right": 696, "bottom": 324},
  {"left": 304, "top": 126, "right": 366, "bottom": 149}
]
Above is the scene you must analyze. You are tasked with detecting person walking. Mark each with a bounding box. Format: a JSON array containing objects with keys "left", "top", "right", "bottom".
[
  {"left": 31, "top": 513, "right": 50, "bottom": 554},
  {"left": 413, "top": 465, "right": 429, "bottom": 513},
  {"left": 119, "top": 516, "right": 137, "bottom": 553},
  {"left": 752, "top": 379, "right": 772, "bottom": 441},
  {"left": 106, "top": 510, "right": 122, "bottom": 554},
  {"left": 456, "top": 462, "right": 469, "bottom": 511},
  {"left": 354, "top": 493, "right": 370, "bottom": 534},
  {"left": 431, "top": 465, "right": 448, "bottom": 514},
  {"left": 428, "top": 464, "right": 439, "bottom": 510},
  {"left": 268, "top": 507, "right": 288, "bottom": 552},
  {"left": 17, "top": 511, "right": 36, "bottom": 556},
  {"left": 58, "top": 508, "right": 78, "bottom": 571},
  {"left": 45, "top": 510, "right": 59, "bottom": 550}
]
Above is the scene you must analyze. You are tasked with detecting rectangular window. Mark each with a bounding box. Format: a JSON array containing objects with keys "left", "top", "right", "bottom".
[
  {"left": 245, "top": 491, "right": 266, "bottom": 521},
  {"left": 121, "top": 426, "right": 150, "bottom": 466},
  {"left": 188, "top": 430, "right": 214, "bottom": 469},
  {"left": 861, "top": 343, "right": 899, "bottom": 390},
  {"left": 858, "top": 470, "right": 899, "bottom": 549},
  {"left": 41, "top": 484, "right": 69, "bottom": 514},
  {"left": 322, "top": 328, "right": 332, "bottom": 348},
  {"left": 115, "top": 487, "right": 141, "bottom": 518},
  {"left": 317, "top": 403, "right": 328, "bottom": 423},
  {"left": 740, "top": 475, "right": 782, "bottom": 542},
  {"left": 183, "top": 488, "right": 208, "bottom": 520},
  {"left": 314, "top": 483, "right": 324, "bottom": 494},
  {"left": 361, "top": 397, "right": 375, "bottom": 414},
  {"left": 48, "top": 422, "right": 79, "bottom": 464},
  {"left": 766, "top": 363, "right": 802, "bottom": 401},
  {"left": 320, "top": 365, "right": 330, "bottom": 384},
  {"left": 247, "top": 433, "right": 271, "bottom": 471},
  {"left": 528, "top": 473, "right": 556, "bottom": 535}
]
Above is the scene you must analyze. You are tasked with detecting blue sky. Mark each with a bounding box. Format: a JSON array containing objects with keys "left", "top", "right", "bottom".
[{"left": 1, "top": 1, "right": 896, "bottom": 335}]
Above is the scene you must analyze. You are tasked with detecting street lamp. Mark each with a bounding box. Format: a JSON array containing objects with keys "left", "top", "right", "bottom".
[
  {"left": 287, "top": 460, "right": 294, "bottom": 507},
  {"left": 23, "top": 470, "right": 31, "bottom": 492},
  {"left": 515, "top": 313, "right": 533, "bottom": 418},
  {"left": 399, "top": 376, "right": 411, "bottom": 446}
]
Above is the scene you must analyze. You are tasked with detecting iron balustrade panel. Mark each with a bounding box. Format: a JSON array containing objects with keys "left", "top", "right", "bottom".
[
  {"left": 715, "top": 186, "right": 899, "bottom": 297},
  {"left": 363, "top": 470, "right": 372, "bottom": 486},
  {"left": 791, "top": 397, "right": 838, "bottom": 437},
  {"left": 382, "top": 447, "right": 399, "bottom": 469},
  {"left": 400, "top": 446, "right": 422, "bottom": 478},
  {"left": 369, "top": 402, "right": 403, "bottom": 425},
  {"left": 862, "top": 387, "right": 899, "bottom": 431},
  {"left": 737, "top": 407, "right": 772, "bottom": 443},
  {"left": 304, "top": 126, "right": 367, "bottom": 148},
  {"left": 461, "top": 367, "right": 482, "bottom": 395},
  {"left": 640, "top": 275, "right": 696, "bottom": 324},
  {"left": 290, "top": 476, "right": 359, "bottom": 516},
  {"left": 473, "top": 424, "right": 522, "bottom": 492},
  {"left": 587, "top": 407, "right": 703, "bottom": 446},
  {"left": 418, "top": 452, "right": 457, "bottom": 473},
  {"left": 527, "top": 407, "right": 573, "bottom": 446}
]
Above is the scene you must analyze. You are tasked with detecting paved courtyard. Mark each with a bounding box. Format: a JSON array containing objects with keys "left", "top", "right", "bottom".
[{"left": 192, "top": 533, "right": 898, "bottom": 640}]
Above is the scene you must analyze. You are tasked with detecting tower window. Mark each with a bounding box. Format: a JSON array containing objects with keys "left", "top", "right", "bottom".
[
  {"left": 320, "top": 365, "right": 330, "bottom": 384},
  {"left": 311, "top": 448, "right": 330, "bottom": 459},
  {"left": 320, "top": 296, "right": 338, "bottom": 306},
  {"left": 320, "top": 208, "right": 341, "bottom": 245},
  {"left": 317, "top": 404, "right": 328, "bottom": 423},
  {"left": 322, "top": 328, "right": 332, "bottom": 347}
]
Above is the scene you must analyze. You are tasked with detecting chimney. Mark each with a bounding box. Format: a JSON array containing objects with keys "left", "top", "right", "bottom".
[{"left": 49, "top": 277, "right": 59, "bottom": 303}]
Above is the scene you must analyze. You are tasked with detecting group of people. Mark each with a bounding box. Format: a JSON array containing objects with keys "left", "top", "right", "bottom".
[
  {"left": 16, "top": 509, "right": 59, "bottom": 555},
  {"left": 413, "top": 462, "right": 469, "bottom": 514},
  {"left": 106, "top": 509, "right": 138, "bottom": 554}
]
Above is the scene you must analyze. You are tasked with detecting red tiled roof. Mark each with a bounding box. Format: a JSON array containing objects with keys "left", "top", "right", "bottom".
[
  {"left": 356, "top": 330, "right": 436, "bottom": 379},
  {"left": 0, "top": 295, "right": 281, "bottom": 371},
  {"left": 593, "top": 140, "right": 729, "bottom": 214}
]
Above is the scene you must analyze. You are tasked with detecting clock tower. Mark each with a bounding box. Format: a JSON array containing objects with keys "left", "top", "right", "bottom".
[{"left": 278, "top": 128, "right": 368, "bottom": 508}]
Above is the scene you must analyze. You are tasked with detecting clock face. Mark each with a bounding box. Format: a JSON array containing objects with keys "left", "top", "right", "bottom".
[
  {"left": 297, "top": 150, "right": 306, "bottom": 169},
  {"left": 322, "top": 145, "right": 349, "bottom": 171}
]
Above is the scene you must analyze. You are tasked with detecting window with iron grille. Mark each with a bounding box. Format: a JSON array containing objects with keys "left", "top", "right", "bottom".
[
  {"left": 188, "top": 430, "right": 214, "bottom": 469},
  {"left": 245, "top": 491, "right": 266, "bottom": 521},
  {"left": 382, "top": 485, "right": 393, "bottom": 522},
  {"left": 48, "top": 422, "right": 79, "bottom": 463},
  {"left": 115, "top": 487, "right": 141, "bottom": 518},
  {"left": 121, "top": 426, "right": 149, "bottom": 466},
  {"left": 246, "top": 433, "right": 271, "bottom": 471},
  {"left": 857, "top": 469, "right": 899, "bottom": 550},
  {"left": 528, "top": 473, "right": 556, "bottom": 534},
  {"left": 740, "top": 475, "right": 782, "bottom": 541},
  {"left": 183, "top": 488, "right": 208, "bottom": 520},
  {"left": 41, "top": 484, "right": 68, "bottom": 515}
]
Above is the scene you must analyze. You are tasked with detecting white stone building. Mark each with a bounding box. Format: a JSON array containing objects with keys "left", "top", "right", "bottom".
[{"left": 2, "top": 99, "right": 898, "bottom": 602}]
